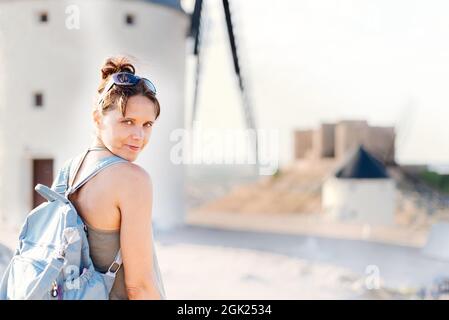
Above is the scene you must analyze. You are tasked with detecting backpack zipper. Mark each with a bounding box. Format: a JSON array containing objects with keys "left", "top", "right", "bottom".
[{"left": 50, "top": 280, "right": 58, "bottom": 298}]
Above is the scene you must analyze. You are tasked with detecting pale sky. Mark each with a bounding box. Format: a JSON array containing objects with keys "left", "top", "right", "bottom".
[{"left": 184, "top": 0, "right": 449, "bottom": 166}]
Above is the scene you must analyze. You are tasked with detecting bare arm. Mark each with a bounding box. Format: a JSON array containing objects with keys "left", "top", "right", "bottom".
[{"left": 116, "top": 165, "right": 162, "bottom": 300}]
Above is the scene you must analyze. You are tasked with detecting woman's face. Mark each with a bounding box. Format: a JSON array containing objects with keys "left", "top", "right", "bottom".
[{"left": 93, "top": 95, "right": 157, "bottom": 162}]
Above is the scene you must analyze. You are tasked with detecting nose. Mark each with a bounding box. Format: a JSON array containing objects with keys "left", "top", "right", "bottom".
[{"left": 131, "top": 127, "right": 144, "bottom": 141}]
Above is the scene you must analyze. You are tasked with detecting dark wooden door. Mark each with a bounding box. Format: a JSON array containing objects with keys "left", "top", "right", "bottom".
[{"left": 32, "top": 159, "right": 53, "bottom": 208}]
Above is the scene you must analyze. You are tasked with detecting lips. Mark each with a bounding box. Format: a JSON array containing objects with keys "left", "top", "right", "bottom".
[{"left": 126, "top": 144, "right": 140, "bottom": 151}]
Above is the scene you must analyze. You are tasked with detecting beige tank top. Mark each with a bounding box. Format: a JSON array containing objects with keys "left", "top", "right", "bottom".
[{"left": 85, "top": 221, "right": 167, "bottom": 300}]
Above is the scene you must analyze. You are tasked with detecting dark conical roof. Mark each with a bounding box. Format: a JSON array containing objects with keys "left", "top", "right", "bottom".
[{"left": 335, "top": 145, "right": 389, "bottom": 179}]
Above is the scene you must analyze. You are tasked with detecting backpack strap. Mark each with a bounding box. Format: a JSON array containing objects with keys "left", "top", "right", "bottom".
[
  {"left": 52, "top": 147, "right": 128, "bottom": 196},
  {"left": 55, "top": 147, "right": 126, "bottom": 195},
  {"left": 65, "top": 149, "right": 90, "bottom": 195},
  {"left": 51, "top": 158, "right": 75, "bottom": 196},
  {"left": 66, "top": 154, "right": 128, "bottom": 196}
]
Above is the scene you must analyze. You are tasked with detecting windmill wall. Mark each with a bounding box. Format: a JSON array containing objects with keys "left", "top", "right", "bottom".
[{"left": 0, "top": 0, "right": 189, "bottom": 229}]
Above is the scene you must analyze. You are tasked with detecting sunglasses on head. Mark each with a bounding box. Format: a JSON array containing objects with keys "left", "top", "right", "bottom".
[{"left": 97, "top": 72, "right": 157, "bottom": 106}]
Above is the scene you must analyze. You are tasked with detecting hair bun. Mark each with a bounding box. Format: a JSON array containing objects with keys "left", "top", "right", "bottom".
[{"left": 100, "top": 56, "right": 136, "bottom": 80}]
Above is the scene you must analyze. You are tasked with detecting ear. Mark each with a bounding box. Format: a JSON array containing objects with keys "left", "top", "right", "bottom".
[{"left": 92, "top": 109, "right": 102, "bottom": 127}]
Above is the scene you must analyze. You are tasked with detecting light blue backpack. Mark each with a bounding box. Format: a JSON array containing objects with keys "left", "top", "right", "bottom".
[{"left": 0, "top": 148, "right": 128, "bottom": 300}]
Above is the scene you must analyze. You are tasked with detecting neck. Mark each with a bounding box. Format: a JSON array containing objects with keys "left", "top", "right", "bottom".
[
  {"left": 90, "top": 137, "right": 108, "bottom": 150},
  {"left": 88, "top": 139, "right": 111, "bottom": 153}
]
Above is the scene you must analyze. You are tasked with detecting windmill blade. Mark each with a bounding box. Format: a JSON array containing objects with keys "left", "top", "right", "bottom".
[
  {"left": 190, "top": 51, "right": 202, "bottom": 127},
  {"left": 222, "top": 0, "right": 259, "bottom": 165},
  {"left": 189, "top": 0, "right": 204, "bottom": 127},
  {"left": 190, "top": 0, "right": 203, "bottom": 55}
]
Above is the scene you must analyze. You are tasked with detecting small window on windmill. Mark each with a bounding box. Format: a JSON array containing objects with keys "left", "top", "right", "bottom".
[
  {"left": 38, "top": 11, "right": 49, "bottom": 23},
  {"left": 125, "top": 13, "right": 135, "bottom": 26},
  {"left": 34, "top": 92, "right": 44, "bottom": 108}
]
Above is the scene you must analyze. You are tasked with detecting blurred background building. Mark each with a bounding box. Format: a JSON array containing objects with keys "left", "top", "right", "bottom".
[
  {"left": 322, "top": 145, "right": 396, "bottom": 225},
  {"left": 294, "top": 120, "right": 395, "bottom": 165}
]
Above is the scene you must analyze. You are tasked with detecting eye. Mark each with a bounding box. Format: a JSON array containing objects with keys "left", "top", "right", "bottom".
[
  {"left": 122, "top": 120, "right": 133, "bottom": 125},
  {"left": 145, "top": 122, "right": 153, "bottom": 128}
]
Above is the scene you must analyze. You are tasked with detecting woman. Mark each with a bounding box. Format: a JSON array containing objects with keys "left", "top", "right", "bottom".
[{"left": 67, "top": 56, "right": 165, "bottom": 300}]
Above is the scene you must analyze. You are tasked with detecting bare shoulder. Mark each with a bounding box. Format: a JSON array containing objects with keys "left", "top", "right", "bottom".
[
  {"left": 110, "top": 162, "right": 151, "bottom": 180},
  {"left": 109, "top": 162, "right": 153, "bottom": 189},
  {"left": 107, "top": 162, "right": 153, "bottom": 208}
]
